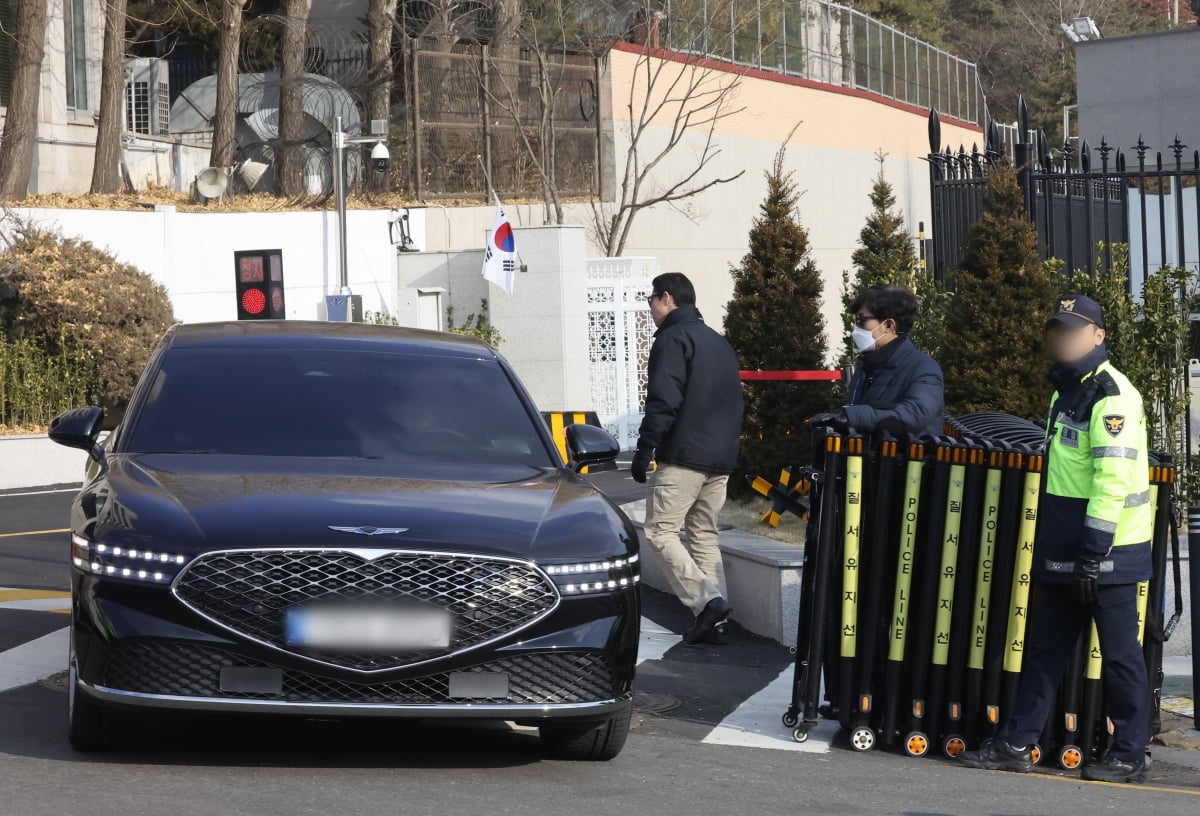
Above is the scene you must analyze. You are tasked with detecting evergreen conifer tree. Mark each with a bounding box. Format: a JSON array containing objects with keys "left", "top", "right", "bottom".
[
  {"left": 724, "top": 148, "right": 830, "bottom": 493},
  {"left": 939, "top": 160, "right": 1058, "bottom": 418},
  {"left": 840, "top": 155, "right": 948, "bottom": 367}
]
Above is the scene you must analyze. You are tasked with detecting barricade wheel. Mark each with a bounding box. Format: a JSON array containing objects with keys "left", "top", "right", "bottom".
[
  {"left": 904, "top": 732, "right": 930, "bottom": 757},
  {"left": 850, "top": 728, "right": 876, "bottom": 752},
  {"left": 792, "top": 727, "right": 811, "bottom": 744},
  {"left": 782, "top": 712, "right": 799, "bottom": 728},
  {"left": 1059, "top": 746, "right": 1083, "bottom": 770},
  {"left": 942, "top": 735, "right": 967, "bottom": 758},
  {"left": 1030, "top": 744, "right": 1043, "bottom": 766}
]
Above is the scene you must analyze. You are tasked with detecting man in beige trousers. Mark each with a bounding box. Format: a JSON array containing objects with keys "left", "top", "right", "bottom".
[{"left": 630, "top": 273, "right": 744, "bottom": 645}]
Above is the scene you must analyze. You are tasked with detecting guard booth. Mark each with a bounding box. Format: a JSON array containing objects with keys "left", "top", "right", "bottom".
[{"left": 776, "top": 413, "right": 1184, "bottom": 767}]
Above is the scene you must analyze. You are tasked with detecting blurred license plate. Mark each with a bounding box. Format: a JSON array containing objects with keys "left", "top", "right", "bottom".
[{"left": 285, "top": 606, "right": 451, "bottom": 650}]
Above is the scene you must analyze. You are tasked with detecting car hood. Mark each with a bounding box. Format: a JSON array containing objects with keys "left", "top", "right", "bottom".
[{"left": 74, "top": 454, "right": 634, "bottom": 562}]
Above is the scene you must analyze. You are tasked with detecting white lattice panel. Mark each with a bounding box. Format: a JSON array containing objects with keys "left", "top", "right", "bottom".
[{"left": 585, "top": 257, "right": 659, "bottom": 450}]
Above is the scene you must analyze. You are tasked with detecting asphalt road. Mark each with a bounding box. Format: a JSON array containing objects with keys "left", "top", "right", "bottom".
[{"left": 2, "top": 485, "right": 1199, "bottom": 816}]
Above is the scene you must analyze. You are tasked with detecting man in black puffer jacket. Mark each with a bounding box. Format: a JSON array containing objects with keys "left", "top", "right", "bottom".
[
  {"left": 841, "top": 284, "right": 943, "bottom": 439},
  {"left": 631, "top": 273, "right": 744, "bottom": 645}
]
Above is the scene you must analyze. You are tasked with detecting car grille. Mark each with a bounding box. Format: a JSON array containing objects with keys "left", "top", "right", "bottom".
[
  {"left": 172, "top": 550, "right": 559, "bottom": 672},
  {"left": 101, "top": 641, "right": 615, "bottom": 705}
]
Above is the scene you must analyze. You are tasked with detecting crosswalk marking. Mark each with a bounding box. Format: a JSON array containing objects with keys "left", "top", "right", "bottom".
[
  {"left": 0, "top": 588, "right": 71, "bottom": 614},
  {"left": 637, "top": 616, "right": 677, "bottom": 665},
  {"left": 0, "top": 627, "right": 69, "bottom": 694},
  {"left": 702, "top": 666, "right": 838, "bottom": 753}
]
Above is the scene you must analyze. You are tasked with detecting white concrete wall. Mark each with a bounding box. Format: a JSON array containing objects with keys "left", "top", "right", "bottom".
[
  {"left": 8, "top": 206, "right": 426, "bottom": 322},
  {"left": 487, "top": 226, "right": 592, "bottom": 413},
  {"left": 122, "top": 138, "right": 213, "bottom": 193},
  {"left": 394, "top": 250, "right": 489, "bottom": 327},
  {"left": 0, "top": 436, "right": 89, "bottom": 490}
]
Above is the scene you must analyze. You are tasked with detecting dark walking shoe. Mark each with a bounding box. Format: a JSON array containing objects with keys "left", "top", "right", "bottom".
[
  {"left": 957, "top": 738, "right": 1033, "bottom": 773},
  {"left": 703, "top": 622, "right": 729, "bottom": 645},
  {"left": 1081, "top": 755, "right": 1149, "bottom": 784},
  {"left": 683, "top": 598, "right": 732, "bottom": 644}
]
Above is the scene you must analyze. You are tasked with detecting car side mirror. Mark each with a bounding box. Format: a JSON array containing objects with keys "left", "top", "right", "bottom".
[
  {"left": 564, "top": 424, "right": 620, "bottom": 473},
  {"left": 48, "top": 406, "right": 106, "bottom": 464}
]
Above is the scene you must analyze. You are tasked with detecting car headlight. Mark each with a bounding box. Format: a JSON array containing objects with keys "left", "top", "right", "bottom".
[
  {"left": 71, "top": 534, "right": 188, "bottom": 584},
  {"left": 541, "top": 554, "right": 640, "bottom": 595}
]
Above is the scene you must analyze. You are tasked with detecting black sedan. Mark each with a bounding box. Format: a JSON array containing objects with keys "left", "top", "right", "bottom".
[{"left": 49, "top": 321, "right": 640, "bottom": 760}]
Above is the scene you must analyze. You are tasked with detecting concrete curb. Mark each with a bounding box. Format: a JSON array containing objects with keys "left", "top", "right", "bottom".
[{"left": 1153, "top": 743, "right": 1200, "bottom": 770}]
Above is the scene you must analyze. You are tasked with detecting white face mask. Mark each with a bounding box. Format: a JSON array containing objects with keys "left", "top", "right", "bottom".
[{"left": 852, "top": 325, "right": 880, "bottom": 354}]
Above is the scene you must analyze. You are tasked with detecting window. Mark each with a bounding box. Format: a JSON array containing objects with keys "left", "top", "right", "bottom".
[
  {"left": 123, "top": 349, "right": 554, "bottom": 469},
  {"left": 125, "top": 81, "right": 148, "bottom": 133},
  {"left": 63, "top": 0, "right": 88, "bottom": 110},
  {"left": 0, "top": 0, "right": 15, "bottom": 108}
]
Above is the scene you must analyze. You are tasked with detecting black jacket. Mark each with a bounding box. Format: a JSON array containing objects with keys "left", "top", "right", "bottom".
[
  {"left": 844, "top": 335, "right": 944, "bottom": 439},
  {"left": 637, "top": 306, "right": 744, "bottom": 474}
]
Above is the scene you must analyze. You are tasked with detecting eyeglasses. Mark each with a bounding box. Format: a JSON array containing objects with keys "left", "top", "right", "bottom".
[
  {"left": 854, "top": 314, "right": 879, "bottom": 328},
  {"left": 647, "top": 293, "right": 662, "bottom": 305}
]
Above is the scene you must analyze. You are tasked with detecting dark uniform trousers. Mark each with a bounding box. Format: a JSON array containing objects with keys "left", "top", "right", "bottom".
[{"left": 999, "top": 580, "right": 1149, "bottom": 761}]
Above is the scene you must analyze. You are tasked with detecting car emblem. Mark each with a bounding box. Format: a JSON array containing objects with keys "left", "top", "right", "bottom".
[{"left": 328, "top": 526, "right": 410, "bottom": 536}]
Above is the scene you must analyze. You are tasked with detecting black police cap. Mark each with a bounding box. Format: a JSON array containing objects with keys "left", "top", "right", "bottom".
[{"left": 1046, "top": 294, "right": 1105, "bottom": 330}]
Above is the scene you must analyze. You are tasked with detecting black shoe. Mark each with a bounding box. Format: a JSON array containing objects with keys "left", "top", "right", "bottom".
[
  {"left": 818, "top": 704, "right": 839, "bottom": 720},
  {"left": 957, "top": 738, "right": 1033, "bottom": 773},
  {"left": 1081, "top": 755, "right": 1149, "bottom": 784},
  {"left": 683, "top": 598, "right": 732, "bottom": 644},
  {"left": 704, "top": 622, "right": 729, "bottom": 645}
]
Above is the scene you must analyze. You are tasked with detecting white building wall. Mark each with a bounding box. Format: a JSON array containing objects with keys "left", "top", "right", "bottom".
[
  {"left": 26, "top": 0, "right": 106, "bottom": 194},
  {"left": 0, "top": 0, "right": 210, "bottom": 194}
]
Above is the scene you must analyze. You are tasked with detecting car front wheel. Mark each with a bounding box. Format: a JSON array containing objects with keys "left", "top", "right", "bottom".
[
  {"left": 67, "top": 649, "right": 108, "bottom": 752},
  {"left": 539, "top": 706, "right": 632, "bottom": 761}
]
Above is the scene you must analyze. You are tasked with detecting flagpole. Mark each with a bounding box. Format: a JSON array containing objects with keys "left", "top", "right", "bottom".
[{"left": 477, "top": 155, "right": 496, "bottom": 199}]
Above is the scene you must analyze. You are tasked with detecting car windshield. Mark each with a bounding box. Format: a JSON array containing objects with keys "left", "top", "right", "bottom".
[{"left": 122, "top": 347, "right": 555, "bottom": 467}]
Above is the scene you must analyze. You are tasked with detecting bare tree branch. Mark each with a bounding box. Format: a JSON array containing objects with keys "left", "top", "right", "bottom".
[{"left": 593, "top": 35, "right": 748, "bottom": 257}]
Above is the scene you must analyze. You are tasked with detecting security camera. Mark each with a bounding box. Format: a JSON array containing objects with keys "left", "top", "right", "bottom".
[{"left": 371, "top": 141, "right": 390, "bottom": 175}]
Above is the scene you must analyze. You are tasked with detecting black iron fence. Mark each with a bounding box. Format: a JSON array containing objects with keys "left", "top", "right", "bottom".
[{"left": 928, "top": 98, "right": 1200, "bottom": 288}]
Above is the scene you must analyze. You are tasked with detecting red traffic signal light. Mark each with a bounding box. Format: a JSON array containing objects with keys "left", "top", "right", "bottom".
[{"left": 234, "top": 249, "right": 285, "bottom": 320}]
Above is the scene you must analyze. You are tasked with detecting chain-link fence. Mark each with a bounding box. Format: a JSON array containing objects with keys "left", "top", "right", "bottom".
[{"left": 404, "top": 43, "right": 599, "bottom": 200}]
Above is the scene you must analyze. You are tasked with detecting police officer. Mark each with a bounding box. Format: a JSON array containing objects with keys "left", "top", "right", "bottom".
[{"left": 959, "top": 295, "right": 1152, "bottom": 783}]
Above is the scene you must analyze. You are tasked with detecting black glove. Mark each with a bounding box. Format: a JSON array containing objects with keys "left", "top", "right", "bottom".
[
  {"left": 810, "top": 411, "right": 849, "bottom": 433},
  {"left": 1071, "top": 557, "right": 1102, "bottom": 605},
  {"left": 631, "top": 446, "right": 654, "bottom": 484}
]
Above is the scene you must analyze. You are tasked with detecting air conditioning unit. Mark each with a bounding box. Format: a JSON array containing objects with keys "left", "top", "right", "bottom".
[{"left": 124, "top": 58, "right": 170, "bottom": 136}]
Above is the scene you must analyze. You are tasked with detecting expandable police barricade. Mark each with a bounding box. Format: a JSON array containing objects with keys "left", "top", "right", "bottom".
[{"left": 776, "top": 414, "right": 1182, "bottom": 768}]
